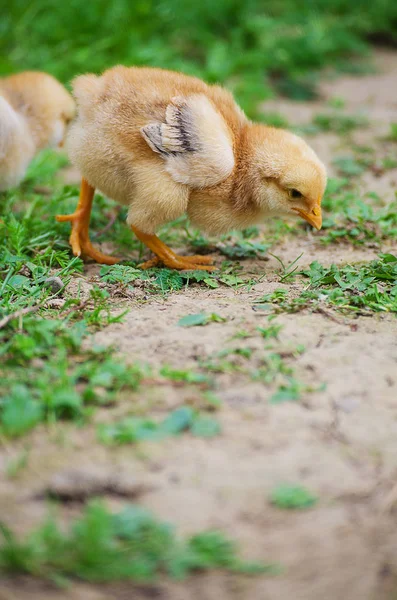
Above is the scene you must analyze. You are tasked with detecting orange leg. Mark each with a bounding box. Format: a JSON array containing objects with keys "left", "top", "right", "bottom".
[
  {"left": 131, "top": 226, "right": 216, "bottom": 271},
  {"left": 56, "top": 179, "right": 119, "bottom": 265}
]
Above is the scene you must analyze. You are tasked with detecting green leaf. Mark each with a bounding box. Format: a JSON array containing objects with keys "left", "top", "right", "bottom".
[
  {"left": 187, "top": 531, "right": 236, "bottom": 567},
  {"left": 208, "top": 313, "right": 227, "bottom": 323},
  {"left": 160, "top": 407, "right": 195, "bottom": 435},
  {"left": 52, "top": 388, "right": 83, "bottom": 418},
  {"left": 219, "top": 275, "right": 245, "bottom": 287},
  {"left": 204, "top": 278, "right": 219, "bottom": 288},
  {"left": 270, "top": 484, "right": 318, "bottom": 509},
  {"left": 97, "top": 418, "right": 161, "bottom": 445},
  {"left": 177, "top": 313, "right": 208, "bottom": 327},
  {"left": 7, "top": 275, "right": 32, "bottom": 289},
  {"left": 1, "top": 385, "right": 42, "bottom": 437},
  {"left": 177, "top": 313, "right": 226, "bottom": 327},
  {"left": 257, "top": 324, "right": 283, "bottom": 339},
  {"left": 270, "top": 382, "right": 301, "bottom": 403},
  {"left": 191, "top": 415, "right": 221, "bottom": 438},
  {"left": 202, "top": 391, "right": 222, "bottom": 409}
]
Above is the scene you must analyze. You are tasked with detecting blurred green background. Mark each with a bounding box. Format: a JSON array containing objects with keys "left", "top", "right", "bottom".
[{"left": 1, "top": 0, "right": 397, "bottom": 116}]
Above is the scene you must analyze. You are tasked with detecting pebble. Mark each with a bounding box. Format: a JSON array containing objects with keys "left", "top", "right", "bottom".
[{"left": 44, "top": 276, "right": 64, "bottom": 294}]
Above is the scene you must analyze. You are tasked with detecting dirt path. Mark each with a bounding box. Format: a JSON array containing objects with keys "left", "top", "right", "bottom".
[{"left": 1, "top": 51, "right": 397, "bottom": 600}]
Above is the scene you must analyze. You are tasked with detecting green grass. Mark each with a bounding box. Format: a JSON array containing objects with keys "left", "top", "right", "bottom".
[
  {"left": 2, "top": 1, "right": 397, "bottom": 116},
  {"left": 0, "top": 500, "right": 273, "bottom": 582},
  {"left": 255, "top": 253, "right": 397, "bottom": 315},
  {"left": 301, "top": 254, "right": 397, "bottom": 313},
  {"left": 0, "top": 158, "right": 142, "bottom": 436}
]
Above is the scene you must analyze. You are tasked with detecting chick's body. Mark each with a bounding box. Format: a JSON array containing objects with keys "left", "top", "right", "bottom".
[
  {"left": 68, "top": 67, "right": 246, "bottom": 233},
  {"left": 63, "top": 66, "right": 326, "bottom": 269},
  {"left": 0, "top": 72, "right": 75, "bottom": 191}
]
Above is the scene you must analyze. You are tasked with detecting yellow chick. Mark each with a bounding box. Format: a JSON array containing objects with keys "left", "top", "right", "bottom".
[
  {"left": 0, "top": 72, "right": 75, "bottom": 191},
  {"left": 58, "top": 66, "right": 326, "bottom": 270}
]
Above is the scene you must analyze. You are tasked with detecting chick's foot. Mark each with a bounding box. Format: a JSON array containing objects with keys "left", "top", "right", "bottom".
[
  {"left": 56, "top": 178, "right": 119, "bottom": 265},
  {"left": 131, "top": 226, "right": 216, "bottom": 271}
]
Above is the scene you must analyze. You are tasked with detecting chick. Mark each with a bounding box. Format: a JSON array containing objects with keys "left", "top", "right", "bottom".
[
  {"left": 0, "top": 72, "right": 75, "bottom": 191},
  {"left": 58, "top": 66, "right": 326, "bottom": 270}
]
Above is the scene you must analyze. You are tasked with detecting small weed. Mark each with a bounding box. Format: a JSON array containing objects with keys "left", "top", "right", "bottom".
[
  {"left": 253, "top": 289, "right": 309, "bottom": 315},
  {"left": 100, "top": 265, "right": 145, "bottom": 284},
  {"left": 387, "top": 123, "right": 397, "bottom": 142},
  {"left": 251, "top": 349, "right": 313, "bottom": 404},
  {"left": 201, "top": 391, "right": 222, "bottom": 410},
  {"left": 232, "top": 329, "right": 253, "bottom": 339},
  {"left": 97, "top": 406, "right": 221, "bottom": 445},
  {"left": 0, "top": 501, "right": 271, "bottom": 581},
  {"left": 5, "top": 449, "right": 30, "bottom": 479},
  {"left": 327, "top": 97, "right": 345, "bottom": 109},
  {"left": 270, "top": 379, "right": 302, "bottom": 403},
  {"left": 270, "top": 485, "right": 318, "bottom": 509},
  {"left": 199, "top": 346, "right": 253, "bottom": 375},
  {"left": 257, "top": 324, "right": 283, "bottom": 340},
  {"left": 270, "top": 253, "right": 303, "bottom": 282},
  {"left": 312, "top": 112, "right": 368, "bottom": 134},
  {"left": 382, "top": 156, "right": 397, "bottom": 170},
  {"left": 333, "top": 156, "right": 366, "bottom": 177},
  {"left": 159, "top": 366, "right": 212, "bottom": 386}
]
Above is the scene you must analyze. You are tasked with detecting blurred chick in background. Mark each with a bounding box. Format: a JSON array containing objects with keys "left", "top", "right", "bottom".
[
  {"left": 0, "top": 72, "right": 75, "bottom": 191},
  {"left": 58, "top": 66, "right": 326, "bottom": 270}
]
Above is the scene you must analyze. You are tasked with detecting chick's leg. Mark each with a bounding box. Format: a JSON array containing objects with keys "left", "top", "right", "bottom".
[
  {"left": 131, "top": 226, "right": 216, "bottom": 271},
  {"left": 56, "top": 178, "right": 119, "bottom": 265}
]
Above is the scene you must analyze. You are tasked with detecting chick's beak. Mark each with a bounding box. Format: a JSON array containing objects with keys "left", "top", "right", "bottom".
[{"left": 293, "top": 199, "right": 322, "bottom": 230}]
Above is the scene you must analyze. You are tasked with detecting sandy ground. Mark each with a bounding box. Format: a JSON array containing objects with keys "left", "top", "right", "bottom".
[{"left": 1, "top": 51, "right": 397, "bottom": 600}]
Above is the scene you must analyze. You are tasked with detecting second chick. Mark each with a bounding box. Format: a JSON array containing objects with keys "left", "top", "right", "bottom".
[{"left": 0, "top": 71, "right": 75, "bottom": 191}]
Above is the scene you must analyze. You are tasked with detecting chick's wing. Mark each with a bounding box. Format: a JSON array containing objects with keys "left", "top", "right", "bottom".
[{"left": 141, "top": 94, "right": 235, "bottom": 189}]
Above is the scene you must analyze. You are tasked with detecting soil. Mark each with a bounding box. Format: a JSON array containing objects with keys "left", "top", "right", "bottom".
[{"left": 1, "top": 50, "right": 397, "bottom": 600}]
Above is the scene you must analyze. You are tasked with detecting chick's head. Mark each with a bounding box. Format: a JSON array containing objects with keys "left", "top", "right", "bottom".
[
  {"left": 249, "top": 126, "right": 326, "bottom": 230},
  {"left": 6, "top": 72, "right": 76, "bottom": 150}
]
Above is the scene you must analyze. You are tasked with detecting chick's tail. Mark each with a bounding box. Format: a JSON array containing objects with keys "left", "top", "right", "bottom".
[{"left": 71, "top": 75, "right": 104, "bottom": 120}]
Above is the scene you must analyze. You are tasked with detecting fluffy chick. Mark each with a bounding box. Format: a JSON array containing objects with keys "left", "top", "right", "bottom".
[
  {"left": 59, "top": 66, "right": 326, "bottom": 270},
  {"left": 0, "top": 71, "right": 75, "bottom": 191}
]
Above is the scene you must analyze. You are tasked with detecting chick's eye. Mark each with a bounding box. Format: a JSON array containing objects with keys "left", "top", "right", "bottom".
[{"left": 289, "top": 189, "right": 302, "bottom": 199}]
